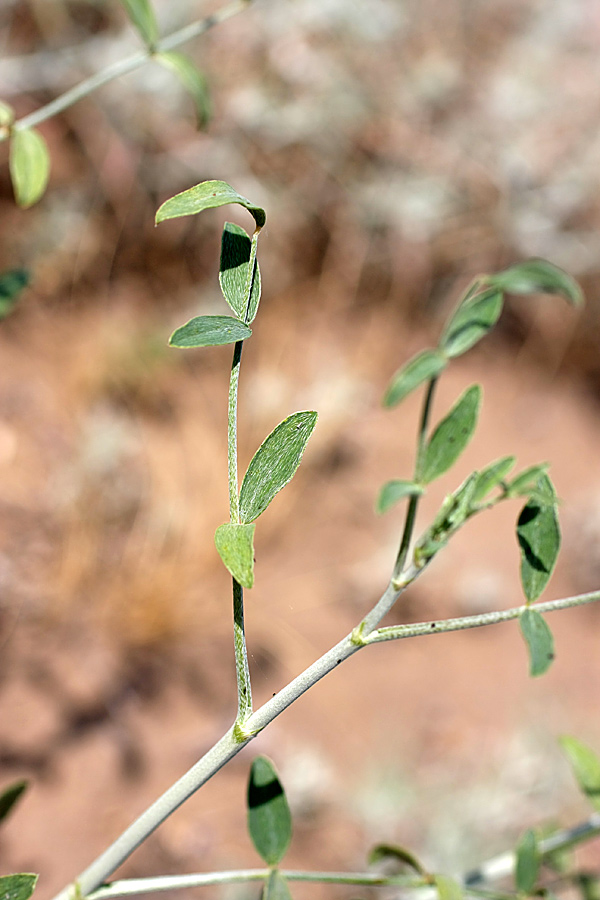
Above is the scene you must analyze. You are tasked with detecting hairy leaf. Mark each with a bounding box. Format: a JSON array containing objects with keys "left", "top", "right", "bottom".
[
  {"left": 169, "top": 315, "right": 251, "bottom": 348},
  {"left": 488, "top": 259, "right": 583, "bottom": 307},
  {"left": 383, "top": 349, "right": 446, "bottom": 408},
  {"left": 520, "top": 609, "right": 555, "bottom": 677},
  {"left": 471, "top": 456, "right": 515, "bottom": 503},
  {"left": 560, "top": 736, "right": 600, "bottom": 812},
  {"left": 155, "top": 52, "right": 210, "bottom": 128},
  {"left": 120, "top": 0, "right": 158, "bottom": 45},
  {"left": 214, "top": 523, "right": 255, "bottom": 589},
  {"left": 517, "top": 474, "right": 560, "bottom": 603},
  {"left": 156, "top": 180, "right": 266, "bottom": 228},
  {"left": 239, "top": 411, "right": 317, "bottom": 524},
  {"left": 0, "top": 781, "right": 28, "bottom": 824},
  {"left": 515, "top": 829, "right": 540, "bottom": 893},
  {"left": 368, "top": 843, "right": 427, "bottom": 876},
  {"left": 9, "top": 128, "right": 50, "bottom": 208},
  {"left": 419, "top": 385, "right": 481, "bottom": 484},
  {"left": 376, "top": 480, "right": 424, "bottom": 515},
  {"left": 441, "top": 288, "right": 504, "bottom": 358},
  {"left": 247, "top": 756, "right": 292, "bottom": 866},
  {"left": 0, "top": 269, "right": 29, "bottom": 320},
  {"left": 0, "top": 875, "right": 38, "bottom": 900},
  {"left": 219, "top": 222, "right": 261, "bottom": 322}
]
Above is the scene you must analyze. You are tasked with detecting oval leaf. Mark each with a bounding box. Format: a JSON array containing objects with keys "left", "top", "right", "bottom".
[
  {"left": 434, "top": 875, "right": 463, "bottom": 900},
  {"left": 419, "top": 385, "right": 481, "bottom": 484},
  {"left": 9, "top": 128, "right": 50, "bottom": 208},
  {"left": 488, "top": 259, "right": 583, "bottom": 307},
  {"left": 0, "top": 875, "right": 38, "bottom": 900},
  {"left": 262, "top": 871, "right": 292, "bottom": 900},
  {"left": 560, "top": 736, "right": 600, "bottom": 812},
  {"left": 120, "top": 0, "right": 158, "bottom": 46},
  {"left": 219, "top": 222, "right": 261, "bottom": 322},
  {"left": 156, "top": 180, "right": 266, "bottom": 228},
  {"left": 520, "top": 608, "right": 555, "bottom": 677},
  {"left": 0, "top": 269, "right": 29, "bottom": 320},
  {"left": 0, "top": 780, "right": 28, "bottom": 825},
  {"left": 376, "top": 480, "right": 424, "bottom": 515},
  {"left": 441, "top": 288, "right": 504, "bottom": 358},
  {"left": 239, "top": 411, "right": 317, "bottom": 524},
  {"left": 368, "top": 843, "right": 427, "bottom": 876},
  {"left": 517, "top": 474, "right": 560, "bottom": 603},
  {"left": 515, "top": 829, "right": 540, "bottom": 893},
  {"left": 215, "top": 523, "right": 255, "bottom": 589},
  {"left": 169, "top": 315, "right": 251, "bottom": 348},
  {"left": 247, "top": 756, "right": 292, "bottom": 866},
  {"left": 383, "top": 349, "right": 446, "bottom": 408},
  {"left": 472, "top": 455, "right": 516, "bottom": 503},
  {"left": 155, "top": 52, "right": 210, "bottom": 128}
]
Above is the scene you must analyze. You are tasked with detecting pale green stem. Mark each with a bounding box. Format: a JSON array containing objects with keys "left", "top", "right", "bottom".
[
  {"left": 2, "top": 0, "right": 253, "bottom": 139},
  {"left": 51, "top": 588, "right": 600, "bottom": 900},
  {"left": 359, "top": 376, "right": 438, "bottom": 637},
  {"left": 87, "top": 870, "right": 424, "bottom": 898},
  {"left": 228, "top": 226, "right": 261, "bottom": 724}
]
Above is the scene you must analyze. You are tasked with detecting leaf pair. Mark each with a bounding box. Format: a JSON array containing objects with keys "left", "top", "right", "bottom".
[
  {"left": 247, "top": 757, "right": 293, "bottom": 899},
  {"left": 215, "top": 411, "right": 318, "bottom": 587},
  {"left": 384, "top": 259, "right": 582, "bottom": 410},
  {"left": 157, "top": 181, "right": 266, "bottom": 350}
]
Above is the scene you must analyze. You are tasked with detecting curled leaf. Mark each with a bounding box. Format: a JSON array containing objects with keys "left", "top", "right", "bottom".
[
  {"left": 368, "top": 843, "right": 427, "bottom": 876},
  {"left": 471, "top": 455, "right": 516, "bottom": 503},
  {"left": 156, "top": 180, "right": 266, "bottom": 228},
  {"left": 376, "top": 480, "right": 424, "bottom": 515},
  {"left": 0, "top": 780, "right": 28, "bottom": 824},
  {"left": 441, "top": 288, "right": 504, "bottom": 358},
  {"left": 487, "top": 259, "right": 583, "bottom": 307},
  {"left": 219, "top": 222, "right": 261, "bottom": 322},
  {"left": 155, "top": 52, "right": 210, "bottom": 128}
]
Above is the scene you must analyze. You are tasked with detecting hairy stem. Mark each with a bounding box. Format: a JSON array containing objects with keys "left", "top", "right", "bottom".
[
  {"left": 2, "top": 0, "right": 253, "bottom": 139},
  {"left": 233, "top": 578, "right": 252, "bottom": 722},
  {"left": 51, "top": 588, "right": 600, "bottom": 900}
]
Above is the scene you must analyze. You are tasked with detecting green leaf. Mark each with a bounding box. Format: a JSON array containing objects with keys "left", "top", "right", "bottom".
[
  {"left": 560, "top": 736, "right": 600, "bottom": 812},
  {"left": 214, "top": 523, "right": 255, "bottom": 589},
  {"left": 0, "top": 269, "right": 29, "bottom": 320},
  {"left": 434, "top": 875, "right": 463, "bottom": 900},
  {"left": 239, "top": 411, "right": 317, "bottom": 524},
  {"left": 120, "top": 0, "right": 158, "bottom": 46},
  {"left": 517, "top": 474, "right": 560, "bottom": 603},
  {"left": 247, "top": 756, "right": 292, "bottom": 866},
  {"left": 219, "top": 222, "right": 261, "bottom": 322},
  {"left": 441, "top": 288, "right": 504, "bottom": 358},
  {"left": 169, "top": 315, "right": 251, "bottom": 348},
  {"left": 0, "top": 101, "right": 15, "bottom": 128},
  {"left": 0, "top": 875, "right": 38, "bottom": 900},
  {"left": 487, "top": 259, "right": 583, "bottom": 307},
  {"left": 9, "top": 128, "right": 50, "bottom": 208},
  {"left": 376, "top": 480, "right": 424, "bottom": 515},
  {"left": 520, "top": 609, "right": 555, "bottom": 677},
  {"left": 419, "top": 385, "right": 481, "bottom": 484},
  {"left": 156, "top": 180, "right": 266, "bottom": 228},
  {"left": 471, "top": 455, "right": 516, "bottom": 503},
  {"left": 0, "top": 780, "right": 28, "bottom": 825},
  {"left": 506, "top": 463, "right": 550, "bottom": 498},
  {"left": 515, "top": 829, "right": 540, "bottom": 893},
  {"left": 368, "top": 843, "right": 427, "bottom": 876},
  {"left": 576, "top": 874, "right": 600, "bottom": 900},
  {"left": 262, "top": 870, "right": 292, "bottom": 900},
  {"left": 155, "top": 52, "right": 210, "bottom": 128},
  {"left": 383, "top": 349, "right": 446, "bottom": 408}
]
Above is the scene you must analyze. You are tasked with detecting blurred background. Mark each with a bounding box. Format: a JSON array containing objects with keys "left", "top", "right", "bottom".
[{"left": 1, "top": 0, "right": 600, "bottom": 897}]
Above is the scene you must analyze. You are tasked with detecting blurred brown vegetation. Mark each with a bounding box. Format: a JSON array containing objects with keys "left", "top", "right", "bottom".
[{"left": 1, "top": 0, "right": 600, "bottom": 896}]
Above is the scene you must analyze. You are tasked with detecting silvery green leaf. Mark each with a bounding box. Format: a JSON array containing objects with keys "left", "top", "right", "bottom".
[
  {"left": 419, "top": 385, "right": 481, "bottom": 484},
  {"left": 156, "top": 180, "right": 266, "bottom": 228},
  {"left": 155, "top": 52, "right": 210, "bottom": 128},
  {"left": 471, "top": 456, "right": 516, "bottom": 503},
  {"left": 247, "top": 756, "right": 292, "bottom": 866},
  {"left": 383, "top": 349, "right": 446, "bottom": 408},
  {"left": 516, "top": 474, "right": 560, "bottom": 603},
  {"left": 219, "top": 222, "right": 261, "bottom": 322},
  {"left": 120, "top": 0, "right": 158, "bottom": 46},
  {"left": 169, "top": 315, "right": 251, "bottom": 348},
  {"left": 487, "top": 259, "right": 583, "bottom": 307},
  {"left": 520, "top": 609, "right": 555, "bottom": 677},
  {"left": 214, "top": 523, "right": 255, "bottom": 589},
  {"left": 515, "top": 829, "right": 540, "bottom": 893},
  {"left": 0, "top": 875, "right": 38, "bottom": 900},
  {"left": 239, "top": 411, "right": 317, "bottom": 524},
  {"left": 376, "top": 480, "right": 424, "bottom": 515},
  {"left": 441, "top": 288, "right": 503, "bottom": 358}
]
